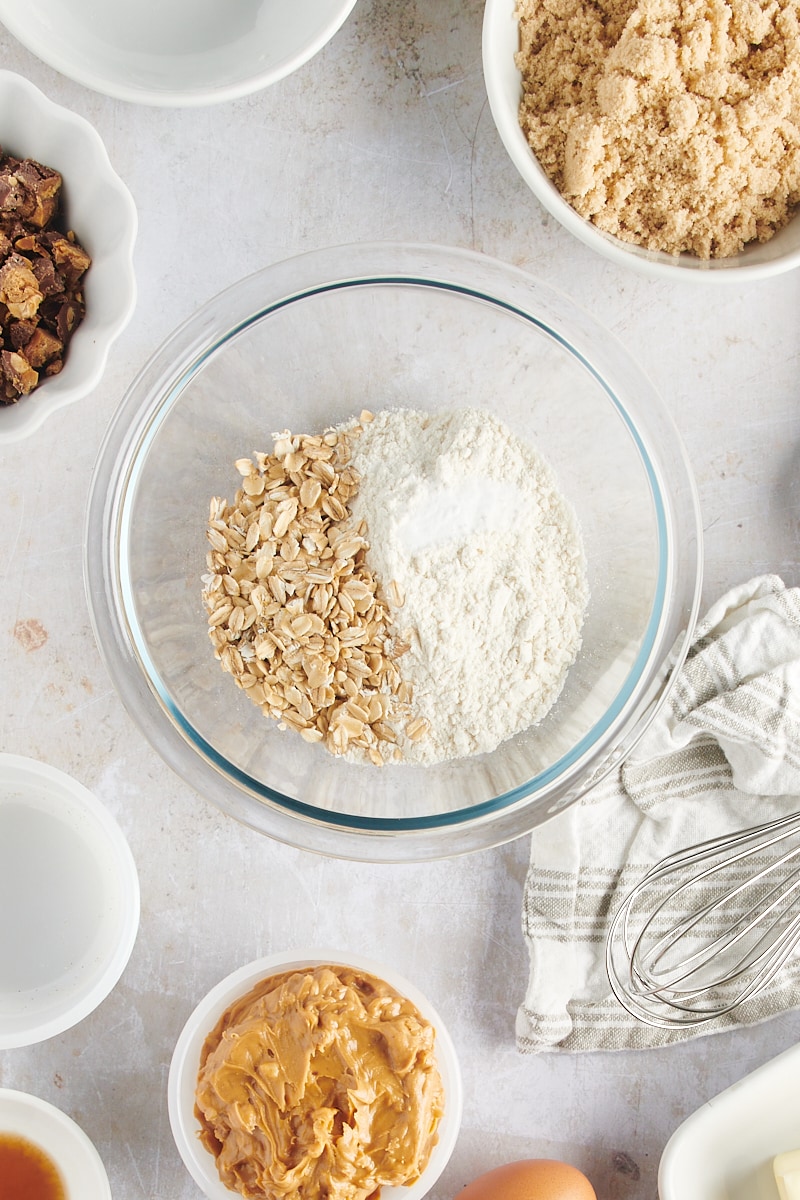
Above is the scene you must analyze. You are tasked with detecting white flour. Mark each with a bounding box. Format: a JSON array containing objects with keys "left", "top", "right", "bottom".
[{"left": 348, "top": 408, "right": 588, "bottom": 764}]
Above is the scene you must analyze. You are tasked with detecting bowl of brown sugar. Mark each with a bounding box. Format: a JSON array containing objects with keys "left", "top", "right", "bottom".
[{"left": 483, "top": 0, "right": 800, "bottom": 280}]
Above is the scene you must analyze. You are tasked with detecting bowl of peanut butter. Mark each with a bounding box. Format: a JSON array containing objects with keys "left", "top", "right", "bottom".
[{"left": 168, "top": 950, "right": 462, "bottom": 1200}]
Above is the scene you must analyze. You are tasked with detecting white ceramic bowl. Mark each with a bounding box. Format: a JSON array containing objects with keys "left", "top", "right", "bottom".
[
  {"left": 0, "top": 1089, "right": 111, "bottom": 1199},
  {"left": 482, "top": 0, "right": 800, "bottom": 283},
  {"left": 0, "top": 754, "right": 140, "bottom": 1048},
  {"left": 0, "top": 71, "right": 137, "bottom": 445},
  {"left": 0, "top": 0, "right": 358, "bottom": 107},
  {"left": 169, "top": 950, "right": 463, "bottom": 1200},
  {"left": 659, "top": 1041, "right": 800, "bottom": 1199}
]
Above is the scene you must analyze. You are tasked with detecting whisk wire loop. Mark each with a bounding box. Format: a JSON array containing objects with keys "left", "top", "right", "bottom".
[{"left": 606, "top": 809, "right": 800, "bottom": 1028}]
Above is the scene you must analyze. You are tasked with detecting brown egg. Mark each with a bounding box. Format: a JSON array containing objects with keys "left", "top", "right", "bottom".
[{"left": 458, "top": 1159, "right": 597, "bottom": 1200}]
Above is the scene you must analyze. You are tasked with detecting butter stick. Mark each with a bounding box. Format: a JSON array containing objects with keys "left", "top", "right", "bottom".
[{"left": 774, "top": 1150, "right": 800, "bottom": 1200}]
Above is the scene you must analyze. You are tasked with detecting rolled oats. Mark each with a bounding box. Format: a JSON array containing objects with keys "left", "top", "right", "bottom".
[{"left": 202, "top": 417, "right": 421, "bottom": 764}]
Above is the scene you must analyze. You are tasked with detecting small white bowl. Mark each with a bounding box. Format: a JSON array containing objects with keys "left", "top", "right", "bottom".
[
  {"left": 0, "top": 0, "right": 359, "bottom": 107},
  {"left": 169, "top": 950, "right": 463, "bottom": 1200},
  {"left": 482, "top": 0, "right": 800, "bottom": 283},
  {"left": 0, "top": 70, "right": 136, "bottom": 445},
  {"left": 0, "top": 1089, "right": 111, "bottom": 1199},
  {"left": 0, "top": 754, "right": 140, "bottom": 1049},
  {"left": 0, "top": 1089, "right": 111, "bottom": 1198}
]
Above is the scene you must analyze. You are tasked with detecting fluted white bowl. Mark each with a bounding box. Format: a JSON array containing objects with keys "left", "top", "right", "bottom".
[{"left": 0, "top": 71, "right": 136, "bottom": 445}]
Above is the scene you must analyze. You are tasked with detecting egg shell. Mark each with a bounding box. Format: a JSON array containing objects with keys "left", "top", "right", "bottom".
[{"left": 457, "top": 1158, "right": 597, "bottom": 1200}]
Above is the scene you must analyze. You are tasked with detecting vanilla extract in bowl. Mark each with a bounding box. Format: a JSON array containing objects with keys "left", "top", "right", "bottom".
[{"left": 0, "top": 1132, "right": 66, "bottom": 1200}]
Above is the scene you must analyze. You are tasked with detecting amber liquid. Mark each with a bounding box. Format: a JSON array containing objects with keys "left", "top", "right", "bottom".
[{"left": 0, "top": 1133, "right": 66, "bottom": 1200}]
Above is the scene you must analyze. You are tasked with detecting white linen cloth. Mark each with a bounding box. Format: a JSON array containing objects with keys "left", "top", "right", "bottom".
[{"left": 517, "top": 575, "right": 800, "bottom": 1052}]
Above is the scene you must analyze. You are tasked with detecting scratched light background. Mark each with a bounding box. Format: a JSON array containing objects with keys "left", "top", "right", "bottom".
[{"left": 1, "top": 0, "right": 800, "bottom": 1197}]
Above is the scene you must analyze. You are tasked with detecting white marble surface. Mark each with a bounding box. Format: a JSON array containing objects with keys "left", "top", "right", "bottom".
[{"left": 1, "top": 3, "right": 800, "bottom": 1198}]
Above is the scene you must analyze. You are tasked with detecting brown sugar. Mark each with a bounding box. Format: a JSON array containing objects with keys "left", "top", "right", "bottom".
[{"left": 516, "top": 0, "right": 800, "bottom": 257}]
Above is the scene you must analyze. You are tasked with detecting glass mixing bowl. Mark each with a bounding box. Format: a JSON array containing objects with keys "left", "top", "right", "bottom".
[{"left": 85, "top": 243, "right": 702, "bottom": 861}]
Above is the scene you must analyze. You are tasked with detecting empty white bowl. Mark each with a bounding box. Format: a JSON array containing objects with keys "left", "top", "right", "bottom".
[
  {"left": 482, "top": 0, "right": 800, "bottom": 282},
  {"left": 168, "top": 950, "right": 463, "bottom": 1200},
  {"left": 0, "top": 71, "right": 137, "bottom": 445},
  {"left": 0, "top": 1089, "right": 111, "bottom": 1200},
  {"left": 0, "top": 0, "right": 358, "bottom": 107},
  {"left": 0, "top": 754, "right": 140, "bottom": 1048}
]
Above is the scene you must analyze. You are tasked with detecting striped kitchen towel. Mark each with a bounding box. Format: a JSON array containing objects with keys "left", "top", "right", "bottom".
[{"left": 517, "top": 574, "right": 800, "bottom": 1052}]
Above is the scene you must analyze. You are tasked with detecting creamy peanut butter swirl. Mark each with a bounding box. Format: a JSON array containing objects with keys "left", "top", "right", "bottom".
[{"left": 194, "top": 965, "right": 445, "bottom": 1200}]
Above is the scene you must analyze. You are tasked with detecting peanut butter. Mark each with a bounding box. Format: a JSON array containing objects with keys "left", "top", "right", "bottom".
[{"left": 194, "top": 964, "right": 445, "bottom": 1200}]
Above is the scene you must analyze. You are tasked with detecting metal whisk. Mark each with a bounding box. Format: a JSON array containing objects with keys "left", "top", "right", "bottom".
[{"left": 605, "top": 810, "right": 800, "bottom": 1028}]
